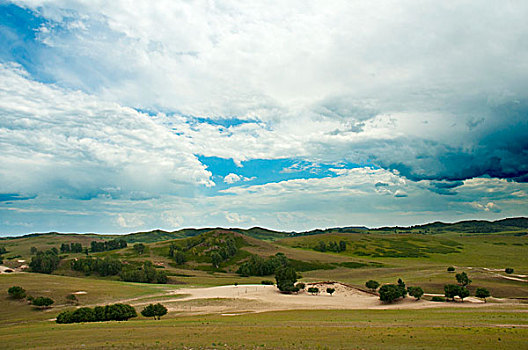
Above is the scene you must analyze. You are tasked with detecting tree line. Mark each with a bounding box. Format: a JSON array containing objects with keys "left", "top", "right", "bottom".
[
  {"left": 56, "top": 303, "right": 137, "bottom": 323},
  {"left": 314, "top": 240, "right": 347, "bottom": 253},
  {"left": 237, "top": 253, "right": 289, "bottom": 277}
]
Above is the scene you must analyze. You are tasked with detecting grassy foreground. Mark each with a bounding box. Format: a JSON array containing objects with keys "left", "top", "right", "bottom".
[{"left": 1, "top": 308, "right": 527, "bottom": 349}]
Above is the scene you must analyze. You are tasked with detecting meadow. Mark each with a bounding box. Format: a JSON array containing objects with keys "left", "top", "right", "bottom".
[{"left": 1, "top": 219, "right": 527, "bottom": 348}]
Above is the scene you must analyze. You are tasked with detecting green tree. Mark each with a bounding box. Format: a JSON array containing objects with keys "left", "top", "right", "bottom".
[
  {"left": 475, "top": 287, "right": 491, "bottom": 302},
  {"left": 326, "top": 287, "right": 335, "bottom": 296},
  {"left": 133, "top": 243, "right": 145, "bottom": 255},
  {"left": 141, "top": 303, "right": 168, "bottom": 320},
  {"left": 275, "top": 266, "right": 298, "bottom": 293},
  {"left": 365, "top": 280, "right": 380, "bottom": 291},
  {"left": 407, "top": 286, "right": 424, "bottom": 300},
  {"left": 8, "top": 286, "right": 26, "bottom": 299},
  {"left": 211, "top": 252, "right": 222, "bottom": 268},
  {"left": 29, "top": 250, "right": 60, "bottom": 274},
  {"left": 458, "top": 287, "right": 470, "bottom": 302},
  {"left": 32, "top": 297, "right": 54, "bottom": 308},
  {"left": 397, "top": 278, "right": 407, "bottom": 298},
  {"left": 444, "top": 284, "right": 460, "bottom": 301},
  {"left": 455, "top": 272, "right": 471, "bottom": 287},
  {"left": 379, "top": 284, "right": 401, "bottom": 303},
  {"left": 173, "top": 250, "right": 186, "bottom": 265}
]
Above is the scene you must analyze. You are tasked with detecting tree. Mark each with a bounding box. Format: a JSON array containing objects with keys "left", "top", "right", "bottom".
[
  {"left": 8, "top": 286, "right": 26, "bottom": 299},
  {"left": 338, "top": 241, "right": 347, "bottom": 252},
  {"left": 211, "top": 252, "right": 222, "bottom": 268},
  {"left": 60, "top": 243, "right": 71, "bottom": 253},
  {"left": 326, "top": 287, "right": 335, "bottom": 296},
  {"left": 30, "top": 247, "right": 37, "bottom": 255},
  {"left": 133, "top": 243, "right": 145, "bottom": 255},
  {"left": 458, "top": 287, "right": 470, "bottom": 302},
  {"left": 444, "top": 284, "right": 461, "bottom": 301},
  {"left": 275, "top": 266, "right": 298, "bottom": 293},
  {"left": 455, "top": 272, "right": 471, "bottom": 287},
  {"left": 308, "top": 287, "right": 319, "bottom": 295},
  {"left": 379, "top": 284, "right": 401, "bottom": 303},
  {"left": 32, "top": 297, "right": 54, "bottom": 308},
  {"left": 141, "top": 303, "right": 168, "bottom": 320},
  {"left": 397, "top": 278, "right": 407, "bottom": 298},
  {"left": 505, "top": 268, "right": 514, "bottom": 274},
  {"left": 407, "top": 286, "right": 424, "bottom": 300},
  {"left": 29, "top": 250, "right": 60, "bottom": 274},
  {"left": 447, "top": 266, "right": 455, "bottom": 272},
  {"left": 475, "top": 287, "right": 491, "bottom": 302},
  {"left": 365, "top": 280, "right": 380, "bottom": 291},
  {"left": 173, "top": 250, "right": 186, "bottom": 265}
]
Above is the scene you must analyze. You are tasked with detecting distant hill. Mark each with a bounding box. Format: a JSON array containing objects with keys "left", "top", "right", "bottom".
[{"left": 1, "top": 217, "right": 526, "bottom": 242}]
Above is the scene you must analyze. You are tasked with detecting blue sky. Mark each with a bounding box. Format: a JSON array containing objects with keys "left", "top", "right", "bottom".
[{"left": 1, "top": 1, "right": 527, "bottom": 235}]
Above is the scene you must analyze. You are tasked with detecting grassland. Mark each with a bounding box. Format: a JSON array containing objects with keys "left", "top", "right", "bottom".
[{"left": 1, "top": 219, "right": 527, "bottom": 348}]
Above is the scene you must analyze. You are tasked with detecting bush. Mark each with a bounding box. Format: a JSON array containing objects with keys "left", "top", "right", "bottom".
[
  {"left": 307, "top": 287, "right": 319, "bottom": 295},
  {"left": 431, "top": 296, "right": 445, "bottom": 302},
  {"left": 66, "top": 294, "right": 78, "bottom": 304},
  {"left": 296, "top": 282, "right": 305, "bottom": 290},
  {"left": 261, "top": 280, "right": 274, "bottom": 285},
  {"left": 379, "top": 284, "right": 401, "bottom": 303},
  {"left": 8, "top": 286, "right": 26, "bottom": 299},
  {"left": 365, "top": 280, "right": 380, "bottom": 291},
  {"left": 32, "top": 297, "right": 54, "bottom": 308},
  {"left": 447, "top": 266, "right": 455, "bottom": 272},
  {"left": 56, "top": 303, "right": 137, "bottom": 324},
  {"left": 326, "top": 287, "right": 335, "bottom": 296},
  {"left": 141, "top": 303, "right": 168, "bottom": 320},
  {"left": 505, "top": 268, "right": 514, "bottom": 274}
]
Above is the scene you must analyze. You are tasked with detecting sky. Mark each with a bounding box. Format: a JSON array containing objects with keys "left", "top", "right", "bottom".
[{"left": 1, "top": 1, "right": 527, "bottom": 235}]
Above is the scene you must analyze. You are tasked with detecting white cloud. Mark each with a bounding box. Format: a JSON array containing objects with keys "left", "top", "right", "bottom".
[{"left": 223, "top": 173, "right": 255, "bottom": 184}]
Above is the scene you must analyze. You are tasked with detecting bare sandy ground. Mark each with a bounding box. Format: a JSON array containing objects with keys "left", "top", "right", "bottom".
[{"left": 148, "top": 282, "right": 499, "bottom": 315}]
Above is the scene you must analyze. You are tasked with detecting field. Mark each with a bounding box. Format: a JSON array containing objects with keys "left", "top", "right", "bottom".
[{"left": 1, "top": 219, "right": 527, "bottom": 349}]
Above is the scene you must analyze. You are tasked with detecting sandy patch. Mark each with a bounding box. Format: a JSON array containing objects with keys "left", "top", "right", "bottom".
[
  {"left": 155, "top": 282, "right": 493, "bottom": 315},
  {"left": 73, "top": 291, "right": 87, "bottom": 295}
]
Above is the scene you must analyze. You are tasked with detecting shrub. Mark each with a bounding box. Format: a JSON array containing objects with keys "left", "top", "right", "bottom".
[
  {"left": 8, "top": 286, "right": 26, "bottom": 299},
  {"left": 431, "top": 296, "right": 445, "bottom": 302},
  {"left": 141, "top": 303, "right": 168, "bottom": 320},
  {"left": 505, "top": 268, "right": 514, "bottom": 274},
  {"left": 261, "top": 280, "right": 274, "bottom": 285},
  {"left": 326, "top": 287, "right": 335, "bottom": 296},
  {"left": 66, "top": 294, "right": 78, "bottom": 304},
  {"left": 295, "top": 282, "right": 305, "bottom": 290},
  {"left": 307, "top": 287, "right": 319, "bottom": 295},
  {"left": 447, "top": 266, "right": 455, "bottom": 272},
  {"left": 32, "top": 297, "right": 54, "bottom": 308},
  {"left": 365, "top": 280, "right": 380, "bottom": 291}
]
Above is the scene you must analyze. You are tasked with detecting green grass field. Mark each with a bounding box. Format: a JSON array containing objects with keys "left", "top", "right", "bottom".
[{"left": 1, "top": 222, "right": 527, "bottom": 349}]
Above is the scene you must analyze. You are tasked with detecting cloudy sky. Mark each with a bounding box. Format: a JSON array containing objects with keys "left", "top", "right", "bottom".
[{"left": 1, "top": 1, "right": 527, "bottom": 235}]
